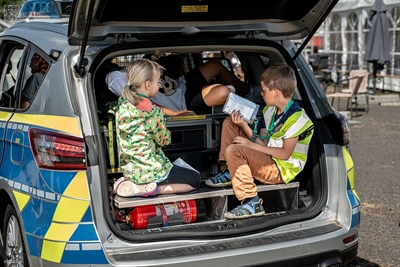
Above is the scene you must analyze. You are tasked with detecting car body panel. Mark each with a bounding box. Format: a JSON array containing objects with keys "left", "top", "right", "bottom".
[
  {"left": 68, "top": 0, "right": 338, "bottom": 46},
  {"left": 0, "top": 113, "right": 109, "bottom": 265},
  {"left": 0, "top": 1, "right": 359, "bottom": 265}
]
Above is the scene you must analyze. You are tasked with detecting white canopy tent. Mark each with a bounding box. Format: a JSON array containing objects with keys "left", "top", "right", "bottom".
[{"left": 307, "top": 0, "right": 400, "bottom": 91}]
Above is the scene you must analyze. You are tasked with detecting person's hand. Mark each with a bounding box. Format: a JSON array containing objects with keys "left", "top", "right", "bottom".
[
  {"left": 161, "top": 107, "right": 196, "bottom": 117},
  {"left": 230, "top": 110, "right": 247, "bottom": 128},
  {"left": 232, "top": 136, "right": 252, "bottom": 146},
  {"left": 173, "top": 110, "right": 196, "bottom": 116}
]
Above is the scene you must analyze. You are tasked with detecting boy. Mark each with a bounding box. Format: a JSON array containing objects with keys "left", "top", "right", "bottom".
[{"left": 205, "top": 65, "right": 314, "bottom": 219}]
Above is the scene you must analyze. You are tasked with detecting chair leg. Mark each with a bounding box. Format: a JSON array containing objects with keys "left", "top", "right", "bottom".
[
  {"left": 365, "top": 93, "right": 369, "bottom": 113},
  {"left": 347, "top": 98, "right": 352, "bottom": 119},
  {"left": 354, "top": 96, "right": 358, "bottom": 117}
]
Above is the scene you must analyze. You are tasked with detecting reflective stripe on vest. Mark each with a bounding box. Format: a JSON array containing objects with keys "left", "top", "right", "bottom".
[{"left": 263, "top": 106, "right": 314, "bottom": 184}]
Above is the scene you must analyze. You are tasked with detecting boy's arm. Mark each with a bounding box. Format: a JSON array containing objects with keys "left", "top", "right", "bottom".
[
  {"left": 257, "top": 137, "right": 299, "bottom": 160},
  {"left": 231, "top": 111, "right": 270, "bottom": 145},
  {"left": 233, "top": 136, "right": 299, "bottom": 160},
  {"left": 255, "top": 128, "right": 269, "bottom": 146}
]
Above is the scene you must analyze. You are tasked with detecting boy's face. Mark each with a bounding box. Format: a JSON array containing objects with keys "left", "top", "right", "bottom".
[{"left": 260, "top": 81, "right": 276, "bottom": 106}]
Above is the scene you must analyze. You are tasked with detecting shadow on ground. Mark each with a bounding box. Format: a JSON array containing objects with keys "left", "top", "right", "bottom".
[{"left": 345, "top": 257, "right": 380, "bottom": 267}]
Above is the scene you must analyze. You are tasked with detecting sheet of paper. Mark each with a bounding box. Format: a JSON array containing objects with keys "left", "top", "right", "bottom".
[
  {"left": 172, "top": 158, "right": 199, "bottom": 173},
  {"left": 223, "top": 98, "right": 255, "bottom": 121},
  {"left": 222, "top": 93, "right": 259, "bottom": 123}
]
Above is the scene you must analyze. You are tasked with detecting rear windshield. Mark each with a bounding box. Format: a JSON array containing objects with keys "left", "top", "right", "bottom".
[{"left": 97, "top": 0, "right": 320, "bottom": 23}]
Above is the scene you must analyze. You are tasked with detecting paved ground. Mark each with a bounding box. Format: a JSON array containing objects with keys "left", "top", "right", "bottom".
[{"left": 341, "top": 99, "right": 400, "bottom": 267}]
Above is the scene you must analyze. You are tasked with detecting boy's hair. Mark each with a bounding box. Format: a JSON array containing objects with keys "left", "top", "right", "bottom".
[
  {"left": 122, "top": 59, "right": 164, "bottom": 105},
  {"left": 260, "top": 65, "right": 297, "bottom": 98}
]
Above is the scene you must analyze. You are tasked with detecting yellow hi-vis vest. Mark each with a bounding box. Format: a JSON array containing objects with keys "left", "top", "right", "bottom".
[{"left": 263, "top": 105, "right": 314, "bottom": 184}]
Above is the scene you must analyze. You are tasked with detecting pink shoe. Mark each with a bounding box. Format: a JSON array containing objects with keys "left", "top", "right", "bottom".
[
  {"left": 113, "top": 177, "right": 126, "bottom": 194},
  {"left": 116, "top": 180, "right": 158, "bottom": 197}
]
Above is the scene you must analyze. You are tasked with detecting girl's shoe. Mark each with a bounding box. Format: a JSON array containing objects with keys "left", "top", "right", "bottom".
[
  {"left": 205, "top": 170, "right": 232, "bottom": 187},
  {"left": 115, "top": 180, "right": 158, "bottom": 197},
  {"left": 113, "top": 177, "right": 126, "bottom": 194}
]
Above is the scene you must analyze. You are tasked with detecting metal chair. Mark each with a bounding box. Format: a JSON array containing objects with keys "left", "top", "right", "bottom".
[
  {"left": 326, "top": 75, "right": 364, "bottom": 119},
  {"left": 340, "top": 70, "right": 370, "bottom": 113}
]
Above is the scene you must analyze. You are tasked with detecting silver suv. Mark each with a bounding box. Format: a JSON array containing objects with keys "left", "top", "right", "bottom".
[{"left": 0, "top": 0, "right": 359, "bottom": 266}]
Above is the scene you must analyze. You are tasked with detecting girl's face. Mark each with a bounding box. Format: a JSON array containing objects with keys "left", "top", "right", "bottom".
[{"left": 148, "top": 69, "right": 161, "bottom": 98}]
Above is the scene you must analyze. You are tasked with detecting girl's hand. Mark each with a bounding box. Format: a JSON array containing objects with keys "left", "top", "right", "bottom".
[
  {"left": 162, "top": 107, "right": 196, "bottom": 117},
  {"left": 174, "top": 110, "right": 196, "bottom": 116},
  {"left": 230, "top": 110, "right": 247, "bottom": 128}
]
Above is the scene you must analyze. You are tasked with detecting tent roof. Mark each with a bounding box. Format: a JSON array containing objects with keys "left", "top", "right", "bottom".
[{"left": 332, "top": 0, "right": 398, "bottom": 12}]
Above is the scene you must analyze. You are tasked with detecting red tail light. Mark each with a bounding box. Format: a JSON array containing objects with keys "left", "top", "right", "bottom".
[
  {"left": 343, "top": 234, "right": 358, "bottom": 244},
  {"left": 29, "top": 129, "right": 86, "bottom": 170}
]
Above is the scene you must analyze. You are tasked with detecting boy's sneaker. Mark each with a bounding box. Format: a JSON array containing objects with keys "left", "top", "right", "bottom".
[
  {"left": 114, "top": 178, "right": 158, "bottom": 197},
  {"left": 205, "top": 170, "right": 232, "bottom": 187},
  {"left": 224, "top": 199, "right": 265, "bottom": 220}
]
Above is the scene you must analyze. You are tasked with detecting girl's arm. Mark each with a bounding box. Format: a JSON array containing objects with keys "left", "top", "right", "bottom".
[
  {"left": 152, "top": 110, "right": 171, "bottom": 147},
  {"left": 154, "top": 103, "right": 195, "bottom": 117}
]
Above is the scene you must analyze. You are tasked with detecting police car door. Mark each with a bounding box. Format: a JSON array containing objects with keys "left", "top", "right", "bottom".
[{"left": 0, "top": 41, "right": 26, "bottom": 169}]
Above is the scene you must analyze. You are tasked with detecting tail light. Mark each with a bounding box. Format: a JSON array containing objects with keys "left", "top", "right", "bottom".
[
  {"left": 29, "top": 128, "right": 86, "bottom": 170},
  {"left": 343, "top": 234, "right": 358, "bottom": 244}
]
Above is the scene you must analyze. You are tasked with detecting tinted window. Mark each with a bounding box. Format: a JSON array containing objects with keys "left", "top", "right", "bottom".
[
  {"left": 0, "top": 44, "right": 24, "bottom": 108},
  {"left": 97, "top": 0, "right": 320, "bottom": 23},
  {"left": 18, "top": 50, "right": 50, "bottom": 109}
]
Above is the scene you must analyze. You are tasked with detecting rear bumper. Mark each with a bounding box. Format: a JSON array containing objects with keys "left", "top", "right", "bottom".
[{"left": 252, "top": 243, "right": 358, "bottom": 267}]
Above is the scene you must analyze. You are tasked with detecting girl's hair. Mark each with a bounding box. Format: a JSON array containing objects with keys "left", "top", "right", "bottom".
[
  {"left": 260, "top": 65, "right": 297, "bottom": 99},
  {"left": 122, "top": 59, "right": 164, "bottom": 106}
]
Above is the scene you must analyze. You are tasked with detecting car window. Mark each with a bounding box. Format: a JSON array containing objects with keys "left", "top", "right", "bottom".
[
  {"left": 17, "top": 50, "right": 50, "bottom": 109},
  {"left": 0, "top": 43, "right": 24, "bottom": 108}
]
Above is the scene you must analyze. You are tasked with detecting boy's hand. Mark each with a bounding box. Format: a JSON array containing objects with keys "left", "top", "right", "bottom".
[
  {"left": 233, "top": 136, "right": 252, "bottom": 146},
  {"left": 230, "top": 110, "right": 247, "bottom": 128}
]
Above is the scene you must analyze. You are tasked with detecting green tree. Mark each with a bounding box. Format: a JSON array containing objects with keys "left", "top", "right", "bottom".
[{"left": 1, "top": 0, "right": 24, "bottom": 20}]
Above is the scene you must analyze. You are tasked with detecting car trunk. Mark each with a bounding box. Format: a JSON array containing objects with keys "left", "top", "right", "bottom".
[{"left": 88, "top": 37, "right": 338, "bottom": 241}]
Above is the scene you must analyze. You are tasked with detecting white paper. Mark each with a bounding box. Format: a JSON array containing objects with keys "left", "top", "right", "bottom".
[
  {"left": 222, "top": 93, "right": 259, "bottom": 123},
  {"left": 172, "top": 158, "right": 199, "bottom": 173}
]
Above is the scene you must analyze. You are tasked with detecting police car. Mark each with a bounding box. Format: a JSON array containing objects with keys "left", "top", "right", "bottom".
[{"left": 0, "top": 0, "right": 360, "bottom": 266}]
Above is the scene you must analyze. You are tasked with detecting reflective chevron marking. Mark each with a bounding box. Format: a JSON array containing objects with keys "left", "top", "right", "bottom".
[{"left": 1, "top": 176, "right": 60, "bottom": 201}]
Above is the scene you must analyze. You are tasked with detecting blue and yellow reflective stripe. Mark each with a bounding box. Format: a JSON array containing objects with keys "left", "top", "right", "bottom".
[
  {"left": 10, "top": 113, "right": 82, "bottom": 137},
  {"left": 13, "top": 191, "right": 30, "bottom": 212},
  {"left": 343, "top": 146, "right": 360, "bottom": 228},
  {"left": 42, "top": 171, "right": 91, "bottom": 262},
  {"left": 343, "top": 146, "right": 359, "bottom": 200}
]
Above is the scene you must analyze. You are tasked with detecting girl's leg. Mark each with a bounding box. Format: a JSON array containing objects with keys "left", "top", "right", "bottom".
[
  {"left": 197, "top": 59, "right": 250, "bottom": 96},
  {"left": 158, "top": 184, "right": 195, "bottom": 194},
  {"left": 157, "top": 165, "right": 202, "bottom": 194}
]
